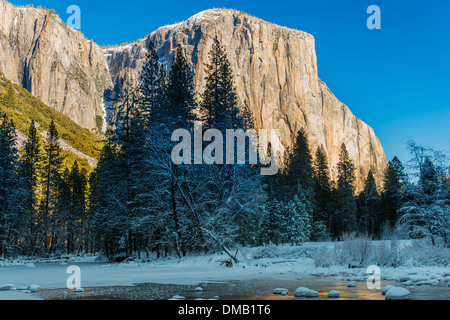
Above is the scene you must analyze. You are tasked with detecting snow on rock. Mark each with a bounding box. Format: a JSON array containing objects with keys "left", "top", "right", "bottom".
[
  {"left": 194, "top": 287, "right": 203, "bottom": 292},
  {"left": 305, "top": 290, "right": 319, "bottom": 298},
  {"left": 75, "top": 288, "right": 85, "bottom": 292},
  {"left": 294, "top": 287, "right": 319, "bottom": 297},
  {"left": 347, "top": 282, "right": 356, "bottom": 288},
  {"left": 169, "top": 295, "right": 185, "bottom": 300},
  {"left": 382, "top": 285, "right": 395, "bottom": 295},
  {"left": 294, "top": 287, "right": 310, "bottom": 297},
  {"left": 273, "top": 288, "right": 289, "bottom": 295},
  {"left": 0, "top": 284, "right": 15, "bottom": 291},
  {"left": 415, "top": 279, "right": 439, "bottom": 286},
  {"left": 328, "top": 290, "right": 340, "bottom": 298},
  {"left": 385, "top": 287, "right": 411, "bottom": 300},
  {"left": 28, "top": 284, "right": 40, "bottom": 292},
  {"left": 16, "top": 286, "right": 27, "bottom": 290}
]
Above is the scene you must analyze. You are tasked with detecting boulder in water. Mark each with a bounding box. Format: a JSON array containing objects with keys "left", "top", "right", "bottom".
[
  {"left": 328, "top": 290, "right": 340, "bottom": 298},
  {"left": 273, "top": 288, "right": 289, "bottom": 295},
  {"left": 385, "top": 287, "right": 411, "bottom": 300}
]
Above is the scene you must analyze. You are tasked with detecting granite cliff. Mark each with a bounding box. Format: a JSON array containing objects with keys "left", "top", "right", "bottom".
[
  {"left": 0, "top": 3, "right": 387, "bottom": 188},
  {"left": 0, "top": 0, "right": 111, "bottom": 132},
  {"left": 105, "top": 9, "right": 387, "bottom": 188}
]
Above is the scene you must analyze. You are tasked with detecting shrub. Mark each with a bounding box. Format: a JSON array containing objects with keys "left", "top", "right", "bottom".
[
  {"left": 312, "top": 246, "right": 336, "bottom": 267},
  {"left": 340, "top": 233, "right": 374, "bottom": 267},
  {"left": 372, "top": 240, "right": 404, "bottom": 267}
]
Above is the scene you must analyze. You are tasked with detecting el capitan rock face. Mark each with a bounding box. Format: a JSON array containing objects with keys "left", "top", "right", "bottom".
[
  {"left": 0, "top": 3, "right": 387, "bottom": 188},
  {"left": 0, "top": 0, "right": 112, "bottom": 132},
  {"left": 105, "top": 9, "right": 387, "bottom": 189}
]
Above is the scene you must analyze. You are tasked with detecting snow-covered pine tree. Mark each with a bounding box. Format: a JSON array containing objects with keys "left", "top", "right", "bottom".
[
  {"left": 260, "top": 197, "right": 311, "bottom": 245},
  {"left": 399, "top": 141, "right": 449, "bottom": 246},
  {"left": 89, "top": 138, "right": 127, "bottom": 259}
]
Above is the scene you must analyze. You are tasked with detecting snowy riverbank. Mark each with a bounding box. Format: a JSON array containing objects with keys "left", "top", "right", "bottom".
[{"left": 1, "top": 240, "right": 449, "bottom": 300}]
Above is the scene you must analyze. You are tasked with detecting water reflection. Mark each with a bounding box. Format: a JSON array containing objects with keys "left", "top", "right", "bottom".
[
  {"left": 38, "top": 277, "right": 450, "bottom": 300},
  {"left": 216, "top": 278, "right": 387, "bottom": 300}
]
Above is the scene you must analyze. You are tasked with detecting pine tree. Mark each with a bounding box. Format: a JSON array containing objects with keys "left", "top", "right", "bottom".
[
  {"left": 89, "top": 140, "right": 124, "bottom": 258},
  {"left": 381, "top": 156, "right": 407, "bottom": 227},
  {"left": 285, "top": 128, "right": 314, "bottom": 197},
  {"left": 58, "top": 167, "right": 72, "bottom": 253},
  {"left": 165, "top": 44, "right": 197, "bottom": 129},
  {"left": 40, "top": 120, "right": 65, "bottom": 254},
  {"left": 65, "top": 161, "right": 87, "bottom": 254},
  {"left": 334, "top": 143, "right": 357, "bottom": 238},
  {"left": 399, "top": 142, "right": 449, "bottom": 246},
  {"left": 357, "top": 170, "right": 381, "bottom": 235},
  {"left": 260, "top": 197, "right": 312, "bottom": 245},
  {"left": 313, "top": 145, "right": 332, "bottom": 221},
  {"left": 119, "top": 110, "right": 150, "bottom": 257},
  {"left": 0, "top": 114, "right": 22, "bottom": 257},
  {"left": 420, "top": 157, "right": 438, "bottom": 195},
  {"left": 312, "top": 145, "right": 334, "bottom": 238},
  {"left": 200, "top": 36, "right": 240, "bottom": 130},
  {"left": 2, "top": 84, "right": 16, "bottom": 108},
  {"left": 19, "top": 120, "right": 43, "bottom": 254},
  {"left": 260, "top": 200, "right": 283, "bottom": 245},
  {"left": 141, "top": 40, "right": 164, "bottom": 118}
]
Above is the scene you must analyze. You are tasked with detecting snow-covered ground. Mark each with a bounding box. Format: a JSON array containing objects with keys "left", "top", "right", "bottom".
[{"left": 1, "top": 241, "right": 449, "bottom": 300}]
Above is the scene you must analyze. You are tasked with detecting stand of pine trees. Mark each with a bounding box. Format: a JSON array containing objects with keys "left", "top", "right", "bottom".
[
  {"left": 2, "top": 38, "right": 445, "bottom": 259},
  {"left": 0, "top": 112, "right": 88, "bottom": 258}
]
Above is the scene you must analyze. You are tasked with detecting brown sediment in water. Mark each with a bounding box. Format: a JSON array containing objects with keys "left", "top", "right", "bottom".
[{"left": 37, "top": 277, "right": 450, "bottom": 300}]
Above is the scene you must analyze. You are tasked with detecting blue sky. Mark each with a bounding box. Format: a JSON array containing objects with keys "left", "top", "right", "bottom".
[{"left": 9, "top": 0, "right": 450, "bottom": 166}]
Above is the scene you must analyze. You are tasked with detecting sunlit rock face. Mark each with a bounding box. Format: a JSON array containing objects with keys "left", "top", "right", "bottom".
[
  {"left": 0, "top": 0, "right": 112, "bottom": 132},
  {"left": 105, "top": 9, "right": 387, "bottom": 189},
  {"left": 0, "top": 2, "right": 387, "bottom": 188}
]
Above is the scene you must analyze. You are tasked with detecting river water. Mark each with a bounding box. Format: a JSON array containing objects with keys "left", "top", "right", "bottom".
[{"left": 37, "top": 277, "right": 450, "bottom": 300}]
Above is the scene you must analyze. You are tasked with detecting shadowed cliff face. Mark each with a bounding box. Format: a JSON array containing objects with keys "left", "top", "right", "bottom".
[
  {"left": 0, "top": 0, "right": 112, "bottom": 133},
  {"left": 105, "top": 9, "right": 387, "bottom": 189}
]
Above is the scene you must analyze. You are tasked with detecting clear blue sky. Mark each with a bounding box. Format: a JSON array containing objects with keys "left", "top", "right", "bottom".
[{"left": 9, "top": 0, "right": 450, "bottom": 166}]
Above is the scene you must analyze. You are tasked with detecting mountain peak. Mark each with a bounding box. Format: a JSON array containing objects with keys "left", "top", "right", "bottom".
[{"left": 188, "top": 8, "right": 240, "bottom": 21}]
